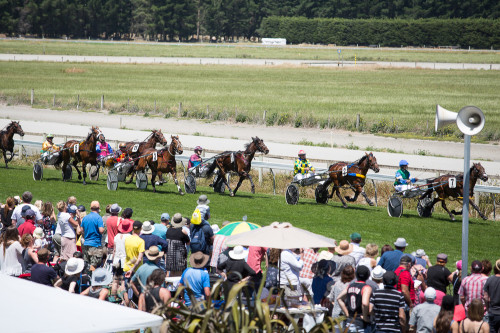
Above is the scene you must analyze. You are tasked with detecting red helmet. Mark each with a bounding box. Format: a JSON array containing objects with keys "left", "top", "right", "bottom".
[
  {"left": 194, "top": 146, "right": 203, "bottom": 152},
  {"left": 298, "top": 150, "right": 306, "bottom": 155}
]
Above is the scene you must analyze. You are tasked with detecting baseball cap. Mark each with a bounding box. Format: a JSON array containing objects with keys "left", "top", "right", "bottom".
[
  {"left": 400, "top": 255, "right": 413, "bottom": 264},
  {"left": 21, "top": 205, "right": 30, "bottom": 216},
  {"left": 356, "top": 265, "right": 370, "bottom": 281},
  {"left": 456, "top": 260, "right": 463, "bottom": 270},
  {"left": 415, "top": 249, "right": 426, "bottom": 257},
  {"left": 437, "top": 253, "right": 448, "bottom": 262},
  {"left": 350, "top": 232, "right": 361, "bottom": 241},
  {"left": 25, "top": 209, "right": 35, "bottom": 218},
  {"left": 161, "top": 213, "right": 170, "bottom": 221},
  {"left": 133, "top": 220, "right": 142, "bottom": 230},
  {"left": 67, "top": 205, "right": 78, "bottom": 214},
  {"left": 383, "top": 271, "right": 398, "bottom": 286},
  {"left": 471, "top": 260, "right": 483, "bottom": 272},
  {"left": 424, "top": 287, "right": 437, "bottom": 301}
]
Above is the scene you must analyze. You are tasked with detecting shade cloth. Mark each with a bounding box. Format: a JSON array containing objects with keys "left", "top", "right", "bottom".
[{"left": 0, "top": 273, "right": 163, "bottom": 333}]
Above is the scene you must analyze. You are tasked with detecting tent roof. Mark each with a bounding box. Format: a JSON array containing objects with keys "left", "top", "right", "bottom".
[{"left": 0, "top": 274, "right": 163, "bottom": 333}]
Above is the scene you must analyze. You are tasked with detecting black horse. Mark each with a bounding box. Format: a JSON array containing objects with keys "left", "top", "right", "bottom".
[{"left": 0, "top": 121, "right": 25, "bottom": 168}]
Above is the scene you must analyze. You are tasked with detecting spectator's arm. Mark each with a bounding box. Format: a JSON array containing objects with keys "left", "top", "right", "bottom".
[
  {"left": 361, "top": 285, "right": 372, "bottom": 322},
  {"left": 81, "top": 287, "right": 90, "bottom": 296},
  {"left": 125, "top": 252, "right": 144, "bottom": 278},
  {"left": 28, "top": 248, "right": 38, "bottom": 264},
  {"left": 159, "top": 237, "right": 168, "bottom": 249},
  {"left": 98, "top": 227, "right": 104, "bottom": 234},
  {"left": 460, "top": 295, "right": 465, "bottom": 306},
  {"left": 337, "top": 286, "right": 349, "bottom": 317},
  {"left": 138, "top": 293, "right": 146, "bottom": 311},
  {"left": 131, "top": 280, "right": 141, "bottom": 297},
  {"left": 447, "top": 272, "right": 454, "bottom": 282},
  {"left": 69, "top": 216, "right": 79, "bottom": 228},
  {"left": 99, "top": 288, "right": 109, "bottom": 300},
  {"left": 160, "top": 288, "right": 171, "bottom": 304},
  {"left": 204, "top": 287, "right": 211, "bottom": 298},
  {"left": 401, "top": 283, "right": 412, "bottom": 307},
  {"left": 484, "top": 291, "right": 490, "bottom": 309},
  {"left": 399, "top": 308, "right": 406, "bottom": 333},
  {"left": 68, "top": 281, "right": 77, "bottom": 293}
]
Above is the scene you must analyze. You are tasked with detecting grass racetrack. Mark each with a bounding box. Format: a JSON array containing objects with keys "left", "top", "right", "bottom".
[
  {"left": 1, "top": 164, "right": 498, "bottom": 267},
  {"left": 1, "top": 39, "right": 500, "bottom": 64},
  {"left": 1, "top": 61, "right": 500, "bottom": 139}
]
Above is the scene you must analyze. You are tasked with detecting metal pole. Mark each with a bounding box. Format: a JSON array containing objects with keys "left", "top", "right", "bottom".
[{"left": 462, "top": 134, "right": 471, "bottom": 277}]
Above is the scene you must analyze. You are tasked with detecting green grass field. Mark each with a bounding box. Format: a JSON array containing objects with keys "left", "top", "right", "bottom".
[
  {"left": 1, "top": 39, "right": 499, "bottom": 64},
  {"left": 1, "top": 164, "right": 498, "bottom": 267},
  {"left": 1, "top": 61, "right": 500, "bottom": 140}
]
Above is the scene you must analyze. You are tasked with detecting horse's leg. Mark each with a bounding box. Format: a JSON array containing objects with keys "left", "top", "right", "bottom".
[
  {"left": 440, "top": 200, "right": 455, "bottom": 221},
  {"left": 335, "top": 186, "right": 348, "bottom": 208},
  {"left": 125, "top": 162, "right": 137, "bottom": 184},
  {"left": 345, "top": 187, "right": 361, "bottom": 202},
  {"left": 218, "top": 169, "right": 234, "bottom": 196},
  {"left": 172, "top": 169, "right": 184, "bottom": 195},
  {"left": 150, "top": 167, "right": 157, "bottom": 193},
  {"left": 247, "top": 173, "right": 256, "bottom": 194},
  {"left": 233, "top": 175, "right": 246, "bottom": 195},
  {"left": 469, "top": 200, "right": 488, "bottom": 220},
  {"left": 82, "top": 162, "right": 88, "bottom": 185},
  {"left": 72, "top": 159, "right": 82, "bottom": 181},
  {"left": 2, "top": 149, "right": 8, "bottom": 168},
  {"left": 6, "top": 149, "right": 14, "bottom": 163}
]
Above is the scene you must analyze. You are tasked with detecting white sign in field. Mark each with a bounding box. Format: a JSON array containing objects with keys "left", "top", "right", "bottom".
[{"left": 262, "top": 38, "right": 286, "bottom": 46}]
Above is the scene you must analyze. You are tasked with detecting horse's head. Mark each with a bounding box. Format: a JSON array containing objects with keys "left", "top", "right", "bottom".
[
  {"left": 153, "top": 129, "right": 168, "bottom": 146},
  {"left": 92, "top": 126, "right": 105, "bottom": 143},
  {"left": 252, "top": 137, "right": 269, "bottom": 155},
  {"left": 366, "top": 152, "right": 380, "bottom": 173},
  {"left": 11, "top": 121, "right": 24, "bottom": 137},
  {"left": 472, "top": 162, "right": 488, "bottom": 182},
  {"left": 170, "top": 135, "right": 183, "bottom": 155}
]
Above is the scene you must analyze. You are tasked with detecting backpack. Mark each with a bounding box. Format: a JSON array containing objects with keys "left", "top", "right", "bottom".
[{"left": 190, "top": 225, "right": 207, "bottom": 254}]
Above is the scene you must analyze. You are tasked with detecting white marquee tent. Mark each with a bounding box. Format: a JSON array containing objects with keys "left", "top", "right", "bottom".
[{"left": 0, "top": 274, "right": 163, "bottom": 333}]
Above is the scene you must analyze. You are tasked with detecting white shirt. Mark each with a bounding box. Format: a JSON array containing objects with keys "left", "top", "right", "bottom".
[
  {"left": 11, "top": 203, "right": 43, "bottom": 222},
  {"left": 0, "top": 241, "right": 24, "bottom": 276},
  {"left": 350, "top": 243, "right": 365, "bottom": 264},
  {"left": 279, "top": 250, "right": 304, "bottom": 286},
  {"left": 58, "top": 212, "right": 76, "bottom": 239},
  {"left": 113, "top": 233, "right": 131, "bottom": 268}
]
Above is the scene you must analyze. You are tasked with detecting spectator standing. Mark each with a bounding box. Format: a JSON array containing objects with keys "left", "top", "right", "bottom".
[
  {"left": 0, "top": 197, "right": 15, "bottom": 232},
  {"left": 11, "top": 191, "right": 43, "bottom": 225},
  {"left": 414, "top": 249, "right": 432, "bottom": 268},
  {"left": 338, "top": 266, "right": 373, "bottom": 332},
  {"left": 280, "top": 248, "right": 304, "bottom": 304},
  {"left": 482, "top": 260, "right": 493, "bottom": 278},
  {"left": 264, "top": 248, "right": 281, "bottom": 290},
  {"left": 30, "top": 248, "right": 57, "bottom": 286},
  {"left": 153, "top": 213, "right": 169, "bottom": 241},
  {"left": 331, "top": 240, "right": 356, "bottom": 282},
  {"left": 460, "top": 298, "right": 490, "bottom": 333},
  {"left": 451, "top": 260, "right": 463, "bottom": 305},
  {"left": 0, "top": 226, "right": 24, "bottom": 276},
  {"left": 459, "top": 260, "right": 488, "bottom": 312},
  {"left": 311, "top": 259, "right": 335, "bottom": 306},
  {"left": 55, "top": 257, "right": 85, "bottom": 293},
  {"left": 139, "top": 221, "right": 168, "bottom": 257},
  {"left": 379, "top": 237, "right": 408, "bottom": 272},
  {"left": 189, "top": 209, "right": 214, "bottom": 263},
  {"left": 131, "top": 246, "right": 164, "bottom": 297},
  {"left": 124, "top": 221, "right": 145, "bottom": 278},
  {"left": 179, "top": 252, "right": 211, "bottom": 307},
  {"left": 330, "top": 265, "right": 355, "bottom": 318},
  {"left": 395, "top": 255, "right": 417, "bottom": 309},
  {"left": 105, "top": 204, "right": 122, "bottom": 252},
  {"left": 112, "top": 219, "right": 133, "bottom": 274},
  {"left": 349, "top": 232, "right": 365, "bottom": 264},
  {"left": 299, "top": 248, "right": 318, "bottom": 300},
  {"left": 409, "top": 287, "right": 441, "bottom": 333},
  {"left": 80, "top": 201, "right": 104, "bottom": 270},
  {"left": 433, "top": 295, "right": 459, "bottom": 333},
  {"left": 218, "top": 245, "right": 256, "bottom": 300},
  {"left": 370, "top": 271, "right": 406, "bottom": 333},
  {"left": 138, "top": 269, "right": 171, "bottom": 313},
  {"left": 426, "top": 253, "right": 453, "bottom": 294},
  {"left": 195, "top": 195, "right": 211, "bottom": 223},
  {"left": 484, "top": 259, "right": 500, "bottom": 333},
  {"left": 358, "top": 243, "right": 378, "bottom": 272},
  {"left": 39, "top": 201, "right": 56, "bottom": 251},
  {"left": 371, "top": 266, "right": 386, "bottom": 289},
  {"left": 18, "top": 209, "right": 36, "bottom": 237},
  {"left": 209, "top": 221, "right": 230, "bottom": 274},
  {"left": 57, "top": 203, "right": 80, "bottom": 261},
  {"left": 165, "top": 214, "right": 190, "bottom": 276}
]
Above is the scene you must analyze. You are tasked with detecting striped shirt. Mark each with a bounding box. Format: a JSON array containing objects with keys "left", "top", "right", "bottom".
[
  {"left": 458, "top": 273, "right": 488, "bottom": 311},
  {"left": 370, "top": 286, "right": 405, "bottom": 333}
]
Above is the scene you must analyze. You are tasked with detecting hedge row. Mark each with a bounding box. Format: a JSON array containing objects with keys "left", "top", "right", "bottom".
[{"left": 259, "top": 17, "right": 500, "bottom": 49}]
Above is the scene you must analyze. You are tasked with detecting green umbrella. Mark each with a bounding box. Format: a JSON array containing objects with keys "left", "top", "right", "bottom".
[{"left": 216, "top": 221, "right": 261, "bottom": 236}]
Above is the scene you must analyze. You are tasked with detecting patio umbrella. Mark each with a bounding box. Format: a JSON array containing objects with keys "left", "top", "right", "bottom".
[
  {"left": 224, "top": 222, "right": 336, "bottom": 249},
  {"left": 217, "top": 221, "right": 261, "bottom": 236}
]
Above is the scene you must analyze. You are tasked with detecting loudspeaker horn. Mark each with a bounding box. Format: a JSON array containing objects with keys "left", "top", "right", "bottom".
[
  {"left": 457, "top": 106, "right": 485, "bottom": 136},
  {"left": 435, "top": 105, "right": 458, "bottom": 132}
]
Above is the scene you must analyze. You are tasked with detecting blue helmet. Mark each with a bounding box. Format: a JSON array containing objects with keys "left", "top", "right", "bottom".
[{"left": 399, "top": 160, "right": 409, "bottom": 167}]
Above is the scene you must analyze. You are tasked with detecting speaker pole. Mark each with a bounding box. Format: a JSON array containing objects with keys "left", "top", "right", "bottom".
[{"left": 462, "top": 134, "right": 471, "bottom": 277}]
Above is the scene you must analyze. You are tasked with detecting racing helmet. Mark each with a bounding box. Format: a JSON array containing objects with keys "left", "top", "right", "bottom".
[
  {"left": 46, "top": 134, "right": 54, "bottom": 139},
  {"left": 194, "top": 146, "right": 203, "bottom": 152},
  {"left": 399, "top": 160, "right": 409, "bottom": 167},
  {"left": 298, "top": 150, "right": 306, "bottom": 156},
  {"left": 119, "top": 142, "right": 126, "bottom": 149}
]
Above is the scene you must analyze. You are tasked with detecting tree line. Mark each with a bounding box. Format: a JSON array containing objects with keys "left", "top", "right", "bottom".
[{"left": 0, "top": 0, "right": 499, "bottom": 40}]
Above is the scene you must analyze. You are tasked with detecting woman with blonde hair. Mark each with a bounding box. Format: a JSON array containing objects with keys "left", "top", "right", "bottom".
[
  {"left": 0, "top": 226, "right": 24, "bottom": 276},
  {"left": 357, "top": 243, "right": 378, "bottom": 272},
  {"left": 460, "top": 298, "right": 490, "bottom": 333},
  {"left": 20, "top": 233, "right": 38, "bottom": 273}
]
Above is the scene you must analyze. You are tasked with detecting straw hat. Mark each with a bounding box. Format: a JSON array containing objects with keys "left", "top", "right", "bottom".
[
  {"left": 190, "top": 252, "right": 209, "bottom": 268},
  {"left": 91, "top": 268, "right": 113, "bottom": 286},
  {"left": 141, "top": 221, "right": 155, "bottom": 234},
  {"left": 336, "top": 240, "right": 353, "bottom": 255},
  {"left": 145, "top": 245, "right": 164, "bottom": 261},
  {"left": 65, "top": 258, "right": 85, "bottom": 276},
  {"left": 171, "top": 213, "right": 187, "bottom": 228},
  {"left": 33, "top": 227, "right": 44, "bottom": 239},
  {"left": 229, "top": 245, "right": 246, "bottom": 260}
]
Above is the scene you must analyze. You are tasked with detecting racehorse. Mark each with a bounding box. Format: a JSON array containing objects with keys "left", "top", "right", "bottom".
[
  {"left": 56, "top": 126, "right": 104, "bottom": 185},
  {"left": 0, "top": 121, "right": 25, "bottom": 168},
  {"left": 206, "top": 137, "right": 269, "bottom": 197},
  {"left": 124, "top": 129, "right": 168, "bottom": 184},
  {"left": 321, "top": 152, "right": 380, "bottom": 208},
  {"left": 136, "top": 135, "right": 184, "bottom": 194},
  {"left": 419, "top": 162, "right": 488, "bottom": 220}
]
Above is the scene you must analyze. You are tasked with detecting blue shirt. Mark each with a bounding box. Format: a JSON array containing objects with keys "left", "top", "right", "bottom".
[
  {"left": 132, "top": 261, "right": 161, "bottom": 292},
  {"left": 152, "top": 223, "right": 168, "bottom": 243},
  {"left": 81, "top": 212, "right": 103, "bottom": 247},
  {"left": 378, "top": 249, "right": 404, "bottom": 272},
  {"left": 312, "top": 275, "right": 333, "bottom": 305},
  {"left": 140, "top": 234, "right": 168, "bottom": 253},
  {"left": 180, "top": 267, "right": 210, "bottom": 306}
]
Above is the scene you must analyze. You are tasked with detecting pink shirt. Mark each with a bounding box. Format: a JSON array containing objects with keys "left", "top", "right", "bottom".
[
  {"left": 458, "top": 273, "right": 488, "bottom": 311},
  {"left": 247, "top": 247, "right": 267, "bottom": 274}
]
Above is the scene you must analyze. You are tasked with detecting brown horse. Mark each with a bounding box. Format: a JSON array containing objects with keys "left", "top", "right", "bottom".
[
  {"left": 124, "top": 129, "right": 168, "bottom": 184},
  {"left": 0, "top": 121, "right": 25, "bottom": 168},
  {"left": 136, "top": 135, "right": 184, "bottom": 194},
  {"left": 419, "top": 163, "right": 488, "bottom": 220},
  {"left": 56, "top": 126, "right": 104, "bottom": 185},
  {"left": 321, "top": 152, "right": 380, "bottom": 208},
  {"left": 206, "top": 137, "right": 269, "bottom": 197}
]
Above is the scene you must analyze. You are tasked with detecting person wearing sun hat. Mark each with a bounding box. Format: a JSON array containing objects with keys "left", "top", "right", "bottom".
[
  {"left": 331, "top": 240, "right": 356, "bottom": 282},
  {"left": 166, "top": 213, "right": 190, "bottom": 276},
  {"left": 105, "top": 203, "right": 122, "bottom": 251},
  {"left": 179, "top": 252, "right": 211, "bottom": 307},
  {"left": 218, "top": 245, "right": 256, "bottom": 300},
  {"left": 33, "top": 227, "right": 47, "bottom": 249},
  {"left": 81, "top": 268, "right": 113, "bottom": 300},
  {"left": 54, "top": 257, "right": 85, "bottom": 293},
  {"left": 112, "top": 218, "right": 133, "bottom": 274},
  {"left": 371, "top": 266, "right": 386, "bottom": 289},
  {"left": 140, "top": 221, "right": 168, "bottom": 265},
  {"left": 378, "top": 237, "right": 409, "bottom": 272},
  {"left": 190, "top": 206, "right": 215, "bottom": 259},
  {"left": 131, "top": 245, "right": 164, "bottom": 297}
]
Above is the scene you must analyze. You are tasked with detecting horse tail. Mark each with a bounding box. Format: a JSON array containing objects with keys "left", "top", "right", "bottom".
[
  {"left": 205, "top": 159, "right": 218, "bottom": 177},
  {"left": 419, "top": 178, "right": 436, "bottom": 199}
]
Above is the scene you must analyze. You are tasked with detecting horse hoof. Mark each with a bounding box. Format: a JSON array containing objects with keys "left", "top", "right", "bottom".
[
  {"left": 368, "top": 202, "right": 374, "bottom": 206},
  {"left": 180, "top": 192, "right": 185, "bottom": 196},
  {"left": 251, "top": 188, "right": 255, "bottom": 194},
  {"left": 78, "top": 175, "right": 82, "bottom": 180},
  {"left": 83, "top": 181, "right": 86, "bottom": 185},
  {"left": 230, "top": 192, "right": 235, "bottom": 197},
  {"left": 343, "top": 205, "right": 348, "bottom": 208},
  {"left": 451, "top": 216, "right": 455, "bottom": 221}
]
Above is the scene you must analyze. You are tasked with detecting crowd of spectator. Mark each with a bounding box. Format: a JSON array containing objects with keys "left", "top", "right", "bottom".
[{"left": 1, "top": 191, "right": 499, "bottom": 333}]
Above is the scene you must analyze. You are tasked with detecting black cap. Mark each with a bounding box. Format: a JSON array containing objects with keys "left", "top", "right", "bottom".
[
  {"left": 133, "top": 220, "right": 142, "bottom": 230},
  {"left": 77, "top": 205, "right": 86, "bottom": 212},
  {"left": 356, "top": 265, "right": 370, "bottom": 281},
  {"left": 471, "top": 260, "right": 483, "bottom": 273},
  {"left": 383, "top": 271, "right": 398, "bottom": 286},
  {"left": 21, "top": 205, "right": 30, "bottom": 216}
]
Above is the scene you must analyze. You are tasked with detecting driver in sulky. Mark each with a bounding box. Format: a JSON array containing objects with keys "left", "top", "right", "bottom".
[{"left": 293, "top": 150, "right": 315, "bottom": 182}]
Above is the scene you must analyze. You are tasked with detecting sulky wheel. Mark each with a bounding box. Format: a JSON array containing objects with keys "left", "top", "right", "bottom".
[
  {"left": 315, "top": 184, "right": 329, "bottom": 204},
  {"left": 417, "top": 197, "right": 434, "bottom": 218},
  {"left": 214, "top": 178, "right": 226, "bottom": 194},
  {"left": 285, "top": 184, "right": 300, "bottom": 205},
  {"left": 62, "top": 165, "right": 73, "bottom": 181},
  {"left": 387, "top": 195, "right": 403, "bottom": 217},
  {"left": 135, "top": 171, "right": 148, "bottom": 190},
  {"left": 184, "top": 174, "right": 197, "bottom": 194},
  {"left": 33, "top": 161, "right": 43, "bottom": 181},
  {"left": 89, "top": 165, "right": 99, "bottom": 181},
  {"left": 107, "top": 170, "right": 119, "bottom": 191}
]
